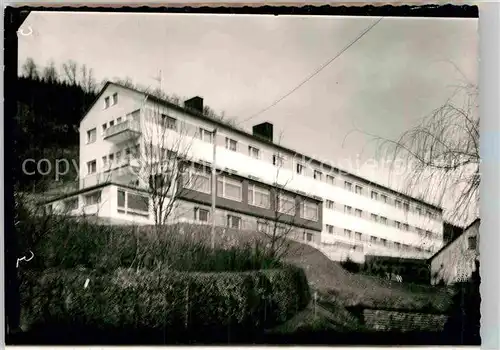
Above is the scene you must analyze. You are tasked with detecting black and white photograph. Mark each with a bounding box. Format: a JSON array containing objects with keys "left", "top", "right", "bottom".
[{"left": 5, "top": 4, "right": 481, "bottom": 346}]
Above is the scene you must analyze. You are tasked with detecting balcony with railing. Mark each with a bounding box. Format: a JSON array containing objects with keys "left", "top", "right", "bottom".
[{"left": 104, "top": 119, "right": 141, "bottom": 143}]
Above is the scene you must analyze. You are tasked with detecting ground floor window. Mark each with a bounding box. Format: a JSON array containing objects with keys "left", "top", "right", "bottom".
[
  {"left": 194, "top": 207, "right": 210, "bottom": 222},
  {"left": 64, "top": 197, "right": 79, "bottom": 211},
  {"left": 227, "top": 214, "right": 241, "bottom": 229},
  {"left": 303, "top": 231, "right": 313, "bottom": 242},
  {"left": 117, "top": 189, "right": 149, "bottom": 217},
  {"left": 257, "top": 221, "right": 270, "bottom": 234},
  {"left": 84, "top": 191, "right": 101, "bottom": 205}
]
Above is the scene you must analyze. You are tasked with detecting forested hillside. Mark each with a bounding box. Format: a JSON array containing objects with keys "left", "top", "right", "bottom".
[{"left": 15, "top": 59, "right": 98, "bottom": 191}]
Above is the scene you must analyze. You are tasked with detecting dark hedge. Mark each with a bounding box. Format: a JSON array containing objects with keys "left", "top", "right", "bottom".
[{"left": 20, "top": 265, "right": 310, "bottom": 336}]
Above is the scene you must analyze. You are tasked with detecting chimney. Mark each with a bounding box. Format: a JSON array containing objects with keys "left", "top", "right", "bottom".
[
  {"left": 184, "top": 96, "right": 204, "bottom": 113},
  {"left": 252, "top": 122, "right": 273, "bottom": 143}
]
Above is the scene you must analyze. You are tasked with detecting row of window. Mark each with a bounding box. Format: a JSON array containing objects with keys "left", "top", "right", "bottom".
[
  {"left": 186, "top": 121, "right": 439, "bottom": 219},
  {"left": 104, "top": 92, "right": 118, "bottom": 109},
  {"left": 61, "top": 191, "right": 101, "bottom": 211},
  {"left": 325, "top": 224, "right": 433, "bottom": 253},
  {"left": 193, "top": 207, "right": 243, "bottom": 229},
  {"left": 83, "top": 93, "right": 119, "bottom": 144},
  {"left": 324, "top": 199, "right": 439, "bottom": 239},
  {"left": 185, "top": 171, "right": 320, "bottom": 222}
]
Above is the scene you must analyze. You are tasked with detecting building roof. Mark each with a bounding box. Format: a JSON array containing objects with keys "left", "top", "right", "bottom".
[
  {"left": 427, "top": 217, "right": 480, "bottom": 262},
  {"left": 80, "top": 81, "right": 443, "bottom": 212}
]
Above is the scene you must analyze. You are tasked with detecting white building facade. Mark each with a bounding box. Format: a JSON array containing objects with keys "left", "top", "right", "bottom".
[{"left": 44, "top": 82, "right": 444, "bottom": 262}]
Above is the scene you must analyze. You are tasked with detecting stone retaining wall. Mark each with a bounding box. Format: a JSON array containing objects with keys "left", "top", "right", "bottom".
[{"left": 362, "top": 309, "right": 448, "bottom": 332}]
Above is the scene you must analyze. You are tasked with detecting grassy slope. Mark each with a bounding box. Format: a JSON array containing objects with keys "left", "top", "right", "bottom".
[{"left": 196, "top": 226, "right": 453, "bottom": 332}]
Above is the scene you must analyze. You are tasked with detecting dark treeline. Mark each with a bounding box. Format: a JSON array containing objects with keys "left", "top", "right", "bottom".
[{"left": 15, "top": 59, "right": 99, "bottom": 192}]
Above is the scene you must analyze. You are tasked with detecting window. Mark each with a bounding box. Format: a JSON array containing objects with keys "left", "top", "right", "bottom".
[
  {"left": 301, "top": 201, "right": 319, "bottom": 221},
  {"left": 64, "top": 198, "right": 79, "bottom": 211},
  {"left": 326, "top": 200, "right": 335, "bottom": 209},
  {"left": 355, "top": 185, "right": 363, "bottom": 195},
  {"left": 403, "top": 223, "right": 409, "bottom": 231},
  {"left": 227, "top": 214, "right": 241, "bottom": 229},
  {"left": 371, "top": 191, "right": 378, "bottom": 200},
  {"left": 416, "top": 228, "right": 423, "bottom": 236},
  {"left": 426, "top": 210, "right": 433, "bottom": 217},
  {"left": 109, "top": 120, "right": 115, "bottom": 127},
  {"left": 355, "top": 232, "right": 362, "bottom": 240},
  {"left": 248, "top": 146, "right": 260, "bottom": 159},
  {"left": 381, "top": 238, "right": 387, "bottom": 247},
  {"left": 248, "top": 184, "right": 270, "bottom": 209},
  {"left": 273, "top": 154, "right": 284, "bottom": 167},
  {"left": 403, "top": 202, "right": 410, "bottom": 211},
  {"left": 85, "top": 191, "right": 101, "bottom": 205},
  {"left": 344, "top": 205, "right": 352, "bottom": 215},
  {"left": 380, "top": 216, "right": 388, "bottom": 225},
  {"left": 102, "top": 156, "right": 108, "bottom": 168},
  {"left": 87, "top": 160, "right": 96, "bottom": 174},
  {"left": 199, "top": 128, "right": 214, "bottom": 143},
  {"left": 394, "top": 221, "right": 401, "bottom": 229},
  {"left": 395, "top": 200, "right": 402, "bottom": 208},
  {"left": 109, "top": 154, "right": 114, "bottom": 164},
  {"left": 102, "top": 123, "right": 108, "bottom": 133},
  {"left": 185, "top": 170, "right": 211, "bottom": 194},
  {"left": 278, "top": 193, "right": 296, "bottom": 215},
  {"left": 305, "top": 232, "right": 313, "bottom": 242},
  {"left": 217, "top": 176, "right": 242, "bottom": 201},
  {"left": 112, "top": 93, "right": 118, "bottom": 105},
  {"left": 468, "top": 236, "right": 477, "bottom": 250},
  {"left": 355, "top": 209, "right": 362, "bottom": 218},
  {"left": 104, "top": 96, "right": 110, "bottom": 109},
  {"left": 326, "top": 175, "right": 335, "bottom": 185},
  {"left": 344, "top": 229, "right": 352, "bottom": 238},
  {"left": 370, "top": 236, "right": 377, "bottom": 244},
  {"left": 194, "top": 207, "right": 210, "bottom": 222},
  {"left": 344, "top": 181, "right": 352, "bottom": 191},
  {"left": 116, "top": 151, "right": 122, "bottom": 161},
  {"left": 381, "top": 194, "right": 388, "bottom": 203},
  {"left": 127, "top": 193, "right": 149, "bottom": 212},
  {"left": 425, "top": 230, "right": 432, "bottom": 238},
  {"left": 225, "top": 137, "right": 237, "bottom": 151},
  {"left": 296, "top": 163, "right": 304, "bottom": 175},
  {"left": 370, "top": 214, "right": 378, "bottom": 222},
  {"left": 394, "top": 242, "right": 401, "bottom": 249},
  {"left": 164, "top": 115, "right": 177, "bottom": 130},
  {"left": 257, "top": 221, "right": 269, "bottom": 234},
  {"left": 117, "top": 190, "right": 126, "bottom": 208},
  {"left": 314, "top": 170, "right": 323, "bottom": 181},
  {"left": 116, "top": 117, "right": 122, "bottom": 123},
  {"left": 326, "top": 224, "right": 334, "bottom": 234},
  {"left": 87, "top": 128, "right": 97, "bottom": 144},
  {"left": 416, "top": 207, "right": 422, "bottom": 215}
]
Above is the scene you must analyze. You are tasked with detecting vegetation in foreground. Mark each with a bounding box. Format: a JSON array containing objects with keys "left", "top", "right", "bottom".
[{"left": 13, "top": 209, "right": 310, "bottom": 344}]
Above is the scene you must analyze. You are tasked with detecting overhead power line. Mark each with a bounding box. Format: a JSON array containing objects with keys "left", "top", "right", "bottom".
[{"left": 238, "top": 17, "right": 384, "bottom": 127}]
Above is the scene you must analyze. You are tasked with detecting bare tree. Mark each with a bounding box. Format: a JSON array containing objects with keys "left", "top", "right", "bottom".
[
  {"left": 351, "top": 83, "right": 479, "bottom": 225},
  {"left": 21, "top": 58, "right": 39, "bottom": 79},
  {"left": 127, "top": 99, "right": 203, "bottom": 227},
  {"left": 80, "top": 64, "right": 97, "bottom": 93},
  {"left": 255, "top": 133, "right": 301, "bottom": 259},
  {"left": 42, "top": 60, "right": 58, "bottom": 83},
  {"left": 61, "top": 60, "right": 78, "bottom": 85}
]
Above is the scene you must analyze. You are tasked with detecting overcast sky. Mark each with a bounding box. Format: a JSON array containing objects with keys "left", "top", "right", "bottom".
[{"left": 19, "top": 12, "right": 478, "bottom": 219}]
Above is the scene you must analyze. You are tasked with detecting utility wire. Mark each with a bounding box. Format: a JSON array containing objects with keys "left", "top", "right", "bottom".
[{"left": 238, "top": 17, "right": 384, "bottom": 127}]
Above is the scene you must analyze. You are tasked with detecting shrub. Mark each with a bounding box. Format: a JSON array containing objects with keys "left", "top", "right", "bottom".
[
  {"left": 341, "top": 258, "right": 361, "bottom": 273},
  {"left": 18, "top": 216, "right": 281, "bottom": 273},
  {"left": 20, "top": 265, "right": 310, "bottom": 336}
]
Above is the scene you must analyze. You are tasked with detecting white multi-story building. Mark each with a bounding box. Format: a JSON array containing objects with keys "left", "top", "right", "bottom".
[{"left": 44, "top": 82, "right": 444, "bottom": 262}]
